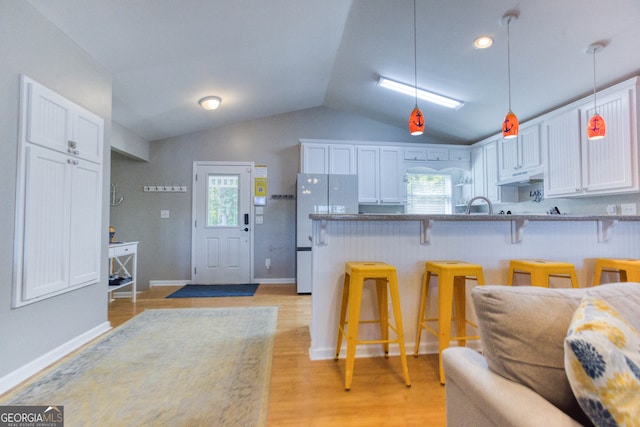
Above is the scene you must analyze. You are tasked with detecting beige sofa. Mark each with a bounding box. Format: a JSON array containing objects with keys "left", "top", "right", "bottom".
[{"left": 442, "top": 282, "right": 640, "bottom": 427}]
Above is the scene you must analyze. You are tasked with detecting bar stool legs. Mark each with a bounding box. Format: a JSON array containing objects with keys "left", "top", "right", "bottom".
[
  {"left": 414, "top": 261, "right": 484, "bottom": 384},
  {"left": 335, "top": 262, "right": 411, "bottom": 391}
]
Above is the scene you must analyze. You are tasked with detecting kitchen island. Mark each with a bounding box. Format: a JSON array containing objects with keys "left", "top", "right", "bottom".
[{"left": 308, "top": 213, "right": 640, "bottom": 360}]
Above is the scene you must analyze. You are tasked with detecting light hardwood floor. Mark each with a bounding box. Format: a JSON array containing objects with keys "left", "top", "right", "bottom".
[{"left": 109, "top": 284, "right": 446, "bottom": 426}]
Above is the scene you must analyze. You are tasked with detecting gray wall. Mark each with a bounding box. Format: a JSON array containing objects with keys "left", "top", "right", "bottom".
[
  {"left": 0, "top": 2, "right": 111, "bottom": 379},
  {"left": 112, "top": 121, "right": 150, "bottom": 161},
  {"left": 110, "top": 106, "right": 416, "bottom": 288}
]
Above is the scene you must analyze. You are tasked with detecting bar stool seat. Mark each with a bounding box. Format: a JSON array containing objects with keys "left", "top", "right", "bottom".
[
  {"left": 593, "top": 258, "right": 640, "bottom": 286},
  {"left": 414, "top": 260, "right": 485, "bottom": 384},
  {"left": 335, "top": 261, "right": 411, "bottom": 391},
  {"left": 508, "top": 259, "right": 579, "bottom": 288}
]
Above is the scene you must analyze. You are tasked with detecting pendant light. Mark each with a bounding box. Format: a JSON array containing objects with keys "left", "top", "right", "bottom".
[
  {"left": 501, "top": 12, "right": 519, "bottom": 139},
  {"left": 408, "top": 0, "right": 424, "bottom": 136},
  {"left": 586, "top": 43, "right": 606, "bottom": 140}
]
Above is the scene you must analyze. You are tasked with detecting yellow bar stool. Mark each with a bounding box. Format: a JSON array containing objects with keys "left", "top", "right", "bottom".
[
  {"left": 593, "top": 258, "right": 640, "bottom": 286},
  {"left": 508, "top": 259, "right": 579, "bottom": 288},
  {"left": 414, "top": 260, "right": 485, "bottom": 384},
  {"left": 335, "top": 262, "right": 411, "bottom": 391}
]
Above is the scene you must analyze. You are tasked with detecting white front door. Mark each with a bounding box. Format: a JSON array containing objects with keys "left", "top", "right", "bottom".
[{"left": 192, "top": 162, "right": 253, "bottom": 284}]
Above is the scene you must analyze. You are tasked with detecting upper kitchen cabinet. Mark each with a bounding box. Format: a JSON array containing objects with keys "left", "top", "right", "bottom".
[
  {"left": 497, "top": 122, "right": 542, "bottom": 184},
  {"left": 300, "top": 141, "right": 356, "bottom": 174},
  {"left": 471, "top": 138, "right": 517, "bottom": 204},
  {"left": 357, "top": 145, "right": 403, "bottom": 204},
  {"left": 24, "top": 76, "right": 103, "bottom": 164},
  {"left": 544, "top": 78, "right": 638, "bottom": 197}
]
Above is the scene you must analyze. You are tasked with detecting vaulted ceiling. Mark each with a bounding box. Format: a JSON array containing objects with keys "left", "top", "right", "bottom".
[{"left": 27, "top": 0, "right": 640, "bottom": 144}]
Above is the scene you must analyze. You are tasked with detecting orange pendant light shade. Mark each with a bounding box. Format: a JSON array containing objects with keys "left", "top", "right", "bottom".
[
  {"left": 409, "top": 106, "right": 424, "bottom": 135},
  {"left": 587, "top": 114, "right": 606, "bottom": 140},
  {"left": 502, "top": 111, "right": 519, "bottom": 139}
]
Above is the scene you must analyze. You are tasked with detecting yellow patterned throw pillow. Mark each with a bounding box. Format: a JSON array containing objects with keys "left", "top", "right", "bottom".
[{"left": 564, "top": 296, "right": 640, "bottom": 427}]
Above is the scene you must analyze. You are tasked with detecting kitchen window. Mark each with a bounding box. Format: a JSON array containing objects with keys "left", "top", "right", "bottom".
[{"left": 405, "top": 170, "right": 452, "bottom": 214}]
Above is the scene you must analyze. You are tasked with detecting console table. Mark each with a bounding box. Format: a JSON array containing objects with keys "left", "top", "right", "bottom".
[{"left": 108, "top": 241, "right": 138, "bottom": 302}]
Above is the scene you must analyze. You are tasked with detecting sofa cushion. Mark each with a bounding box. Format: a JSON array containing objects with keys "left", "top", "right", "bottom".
[
  {"left": 471, "top": 282, "right": 640, "bottom": 424},
  {"left": 565, "top": 296, "right": 640, "bottom": 426}
]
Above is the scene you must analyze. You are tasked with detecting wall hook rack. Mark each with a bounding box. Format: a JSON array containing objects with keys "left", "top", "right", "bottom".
[{"left": 143, "top": 185, "right": 187, "bottom": 193}]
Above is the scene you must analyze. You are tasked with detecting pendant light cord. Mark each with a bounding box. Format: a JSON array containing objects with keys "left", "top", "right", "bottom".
[
  {"left": 413, "top": 0, "right": 418, "bottom": 108},
  {"left": 592, "top": 49, "right": 598, "bottom": 114},
  {"left": 506, "top": 17, "right": 512, "bottom": 112}
]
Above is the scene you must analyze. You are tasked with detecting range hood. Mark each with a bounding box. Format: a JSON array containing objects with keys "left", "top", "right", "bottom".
[{"left": 497, "top": 167, "right": 544, "bottom": 186}]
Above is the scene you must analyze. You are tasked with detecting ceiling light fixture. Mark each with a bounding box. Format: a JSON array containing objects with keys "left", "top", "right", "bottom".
[
  {"left": 378, "top": 77, "right": 464, "bottom": 110},
  {"left": 409, "top": 0, "right": 424, "bottom": 136},
  {"left": 473, "top": 36, "right": 494, "bottom": 49},
  {"left": 199, "top": 96, "right": 221, "bottom": 110},
  {"left": 586, "top": 43, "right": 606, "bottom": 140},
  {"left": 501, "top": 11, "right": 519, "bottom": 139}
]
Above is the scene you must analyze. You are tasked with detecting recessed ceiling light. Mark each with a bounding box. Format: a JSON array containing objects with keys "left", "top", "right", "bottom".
[
  {"left": 473, "top": 36, "right": 493, "bottom": 49},
  {"left": 377, "top": 77, "right": 464, "bottom": 110},
  {"left": 199, "top": 96, "right": 221, "bottom": 110}
]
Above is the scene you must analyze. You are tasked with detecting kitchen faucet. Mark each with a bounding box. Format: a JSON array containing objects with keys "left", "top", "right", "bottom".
[{"left": 465, "top": 196, "right": 494, "bottom": 214}]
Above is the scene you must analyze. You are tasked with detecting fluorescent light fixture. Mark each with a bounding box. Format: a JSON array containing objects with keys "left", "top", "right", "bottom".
[{"left": 377, "top": 77, "right": 464, "bottom": 110}]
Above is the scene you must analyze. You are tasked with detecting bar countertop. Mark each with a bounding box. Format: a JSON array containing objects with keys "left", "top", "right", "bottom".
[{"left": 309, "top": 213, "right": 640, "bottom": 222}]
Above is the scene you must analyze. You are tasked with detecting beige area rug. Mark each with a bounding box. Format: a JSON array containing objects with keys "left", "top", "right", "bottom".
[{"left": 1, "top": 307, "right": 278, "bottom": 426}]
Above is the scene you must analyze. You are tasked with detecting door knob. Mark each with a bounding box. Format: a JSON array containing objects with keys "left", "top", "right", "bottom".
[{"left": 244, "top": 228, "right": 249, "bottom": 232}]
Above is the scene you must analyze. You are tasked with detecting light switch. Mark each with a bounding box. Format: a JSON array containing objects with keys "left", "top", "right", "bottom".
[
  {"left": 255, "top": 206, "right": 264, "bottom": 215},
  {"left": 255, "top": 215, "right": 264, "bottom": 224},
  {"left": 160, "top": 210, "right": 170, "bottom": 218}
]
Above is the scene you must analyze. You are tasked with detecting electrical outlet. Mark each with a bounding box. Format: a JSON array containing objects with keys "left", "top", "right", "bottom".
[
  {"left": 265, "top": 258, "right": 271, "bottom": 270},
  {"left": 621, "top": 203, "right": 637, "bottom": 215},
  {"left": 606, "top": 204, "right": 617, "bottom": 215},
  {"left": 255, "top": 215, "right": 264, "bottom": 224},
  {"left": 160, "top": 210, "right": 170, "bottom": 218}
]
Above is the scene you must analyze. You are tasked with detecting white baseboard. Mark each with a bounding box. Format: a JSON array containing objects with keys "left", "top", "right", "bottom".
[
  {"left": 149, "top": 280, "right": 190, "bottom": 287},
  {"left": 149, "top": 279, "right": 295, "bottom": 287},
  {"left": 0, "top": 321, "right": 112, "bottom": 395},
  {"left": 254, "top": 278, "right": 295, "bottom": 284}
]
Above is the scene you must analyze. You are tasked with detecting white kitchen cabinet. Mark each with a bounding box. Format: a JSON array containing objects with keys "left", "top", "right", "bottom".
[
  {"left": 544, "top": 81, "right": 638, "bottom": 198},
  {"left": 301, "top": 142, "right": 355, "bottom": 174},
  {"left": 426, "top": 147, "right": 449, "bottom": 161},
  {"left": 471, "top": 139, "right": 517, "bottom": 205},
  {"left": 14, "top": 76, "right": 104, "bottom": 307},
  {"left": 542, "top": 110, "right": 582, "bottom": 197},
  {"left": 328, "top": 144, "right": 356, "bottom": 174},
  {"left": 498, "top": 122, "right": 542, "bottom": 184},
  {"left": 25, "top": 76, "right": 103, "bottom": 164},
  {"left": 449, "top": 148, "right": 471, "bottom": 162},
  {"left": 301, "top": 143, "right": 329, "bottom": 173},
  {"left": 404, "top": 147, "right": 427, "bottom": 161},
  {"left": 483, "top": 140, "right": 501, "bottom": 203},
  {"left": 357, "top": 146, "right": 402, "bottom": 203}
]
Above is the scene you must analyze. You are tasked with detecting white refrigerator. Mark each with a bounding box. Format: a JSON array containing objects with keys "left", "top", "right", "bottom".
[{"left": 296, "top": 174, "right": 358, "bottom": 293}]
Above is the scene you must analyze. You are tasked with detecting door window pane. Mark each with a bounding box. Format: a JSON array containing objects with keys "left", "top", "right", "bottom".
[{"left": 207, "top": 174, "right": 239, "bottom": 227}]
